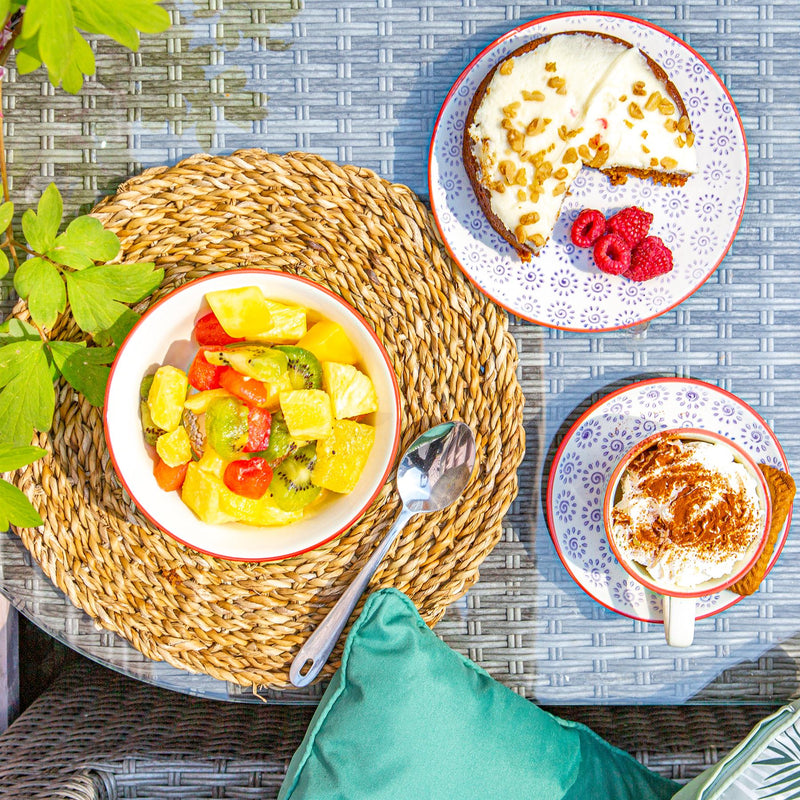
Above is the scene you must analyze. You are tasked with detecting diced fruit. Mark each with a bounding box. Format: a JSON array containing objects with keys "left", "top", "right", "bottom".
[
  {"left": 219, "top": 487, "right": 303, "bottom": 527},
  {"left": 181, "top": 462, "right": 237, "bottom": 525},
  {"left": 140, "top": 374, "right": 155, "bottom": 400},
  {"left": 193, "top": 311, "right": 245, "bottom": 346},
  {"left": 312, "top": 420, "right": 375, "bottom": 494},
  {"left": 205, "top": 286, "right": 273, "bottom": 338},
  {"left": 280, "top": 389, "right": 333, "bottom": 440},
  {"left": 296, "top": 321, "right": 359, "bottom": 365},
  {"left": 205, "top": 396, "right": 249, "bottom": 459},
  {"left": 269, "top": 444, "right": 322, "bottom": 511},
  {"left": 219, "top": 367, "right": 272, "bottom": 408},
  {"left": 155, "top": 426, "right": 193, "bottom": 467},
  {"left": 140, "top": 400, "right": 164, "bottom": 445},
  {"left": 275, "top": 346, "right": 323, "bottom": 389},
  {"left": 184, "top": 388, "right": 233, "bottom": 414},
  {"left": 187, "top": 347, "right": 225, "bottom": 391},
  {"left": 153, "top": 458, "right": 189, "bottom": 492},
  {"left": 197, "top": 447, "right": 227, "bottom": 478},
  {"left": 254, "top": 412, "right": 297, "bottom": 465},
  {"left": 147, "top": 365, "right": 189, "bottom": 431},
  {"left": 204, "top": 345, "right": 289, "bottom": 382},
  {"left": 322, "top": 362, "right": 379, "bottom": 419},
  {"left": 260, "top": 372, "right": 294, "bottom": 412},
  {"left": 252, "top": 300, "right": 307, "bottom": 344},
  {"left": 223, "top": 457, "right": 273, "bottom": 500},
  {"left": 245, "top": 406, "right": 272, "bottom": 452}
]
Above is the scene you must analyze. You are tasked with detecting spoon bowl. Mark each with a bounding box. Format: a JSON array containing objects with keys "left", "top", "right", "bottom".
[{"left": 289, "top": 421, "right": 476, "bottom": 687}]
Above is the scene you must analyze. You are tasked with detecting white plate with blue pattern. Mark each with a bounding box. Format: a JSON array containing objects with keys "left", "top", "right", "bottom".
[
  {"left": 546, "top": 378, "right": 790, "bottom": 623},
  {"left": 428, "top": 11, "right": 748, "bottom": 331}
]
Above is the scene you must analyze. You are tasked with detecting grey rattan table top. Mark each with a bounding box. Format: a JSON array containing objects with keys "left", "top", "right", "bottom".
[{"left": 1, "top": 0, "right": 799, "bottom": 704}]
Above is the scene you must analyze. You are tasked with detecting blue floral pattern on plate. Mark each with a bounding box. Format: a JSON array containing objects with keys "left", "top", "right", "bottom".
[
  {"left": 546, "top": 378, "right": 790, "bottom": 623},
  {"left": 429, "top": 13, "right": 747, "bottom": 331}
]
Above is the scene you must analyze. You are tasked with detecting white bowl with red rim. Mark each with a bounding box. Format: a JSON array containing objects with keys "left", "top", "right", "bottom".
[
  {"left": 603, "top": 427, "right": 772, "bottom": 646},
  {"left": 104, "top": 269, "right": 402, "bottom": 562}
]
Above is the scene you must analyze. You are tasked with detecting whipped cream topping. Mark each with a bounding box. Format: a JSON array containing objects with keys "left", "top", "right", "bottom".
[
  {"left": 467, "top": 33, "right": 698, "bottom": 251},
  {"left": 610, "top": 438, "right": 763, "bottom": 588}
]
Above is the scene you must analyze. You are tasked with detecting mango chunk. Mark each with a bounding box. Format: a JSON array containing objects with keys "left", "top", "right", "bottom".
[
  {"left": 205, "top": 286, "right": 273, "bottom": 338},
  {"left": 147, "top": 365, "right": 189, "bottom": 431},
  {"left": 280, "top": 389, "right": 333, "bottom": 440},
  {"left": 322, "top": 362, "right": 379, "bottom": 419},
  {"left": 181, "top": 462, "right": 237, "bottom": 525},
  {"left": 313, "top": 420, "right": 375, "bottom": 494},
  {"left": 220, "top": 490, "right": 303, "bottom": 527},
  {"left": 155, "top": 426, "right": 193, "bottom": 468},
  {"left": 297, "top": 321, "right": 359, "bottom": 365},
  {"left": 197, "top": 446, "right": 227, "bottom": 478}
]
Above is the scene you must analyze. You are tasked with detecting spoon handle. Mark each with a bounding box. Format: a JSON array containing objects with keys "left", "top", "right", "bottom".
[{"left": 289, "top": 505, "right": 416, "bottom": 688}]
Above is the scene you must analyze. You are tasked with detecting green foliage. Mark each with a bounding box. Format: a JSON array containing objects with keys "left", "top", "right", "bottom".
[{"left": 13, "top": 0, "right": 170, "bottom": 93}]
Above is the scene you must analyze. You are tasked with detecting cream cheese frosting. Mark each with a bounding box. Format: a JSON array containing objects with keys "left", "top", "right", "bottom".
[{"left": 467, "top": 33, "right": 698, "bottom": 252}]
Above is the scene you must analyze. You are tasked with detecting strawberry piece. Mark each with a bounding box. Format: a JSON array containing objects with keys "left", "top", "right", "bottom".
[
  {"left": 244, "top": 406, "right": 272, "bottom": 453},
  {"left": 593, "top": 233, "right": 631, "bottom": 275},
  {"left": 570, "top": 209, "right": 607, "bottom": 248},
  {"left": 194, "top": 311, "right": 245, "bottom": 346},
  {"left": 627, "top": 236, "right": 674, "bottom": 281},
  {"left": 606, "top": 206, "right": 654, "bottom": 248},
  {"left": 187, "top": 347, "right": 224, "bottom": 391}
]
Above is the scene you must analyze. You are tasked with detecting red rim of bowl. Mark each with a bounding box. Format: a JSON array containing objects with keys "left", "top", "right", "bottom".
[
  {"left": 103, "top": 269, "right": 402, "bottom": 562},
  {"left": 546, "top": 377, "right": 791, "bottom": 623},
  {"left": 602, "top": 427, "right": 772, "bottom": 599},
  {"left": 427, "top": 10, "right": 750, "bottom": 332}
]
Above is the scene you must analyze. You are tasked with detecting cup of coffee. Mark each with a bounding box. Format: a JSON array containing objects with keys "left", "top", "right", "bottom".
[{"left": 603, "top": 428, "right": 771, "bottom": 647}]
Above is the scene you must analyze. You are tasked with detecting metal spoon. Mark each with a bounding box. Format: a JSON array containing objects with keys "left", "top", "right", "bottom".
[{"left": 289, "top": 421, "right": 476, "bottom": 687}]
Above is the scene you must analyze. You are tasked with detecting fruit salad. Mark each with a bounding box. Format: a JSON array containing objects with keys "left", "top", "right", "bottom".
[{"left": 140, "top": 285, "right": 378, "bottom": 527}]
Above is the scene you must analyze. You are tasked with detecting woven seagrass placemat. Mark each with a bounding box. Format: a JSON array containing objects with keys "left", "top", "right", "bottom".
[{"left": 11, "top": 149, "right": 525, "bottom": 689}]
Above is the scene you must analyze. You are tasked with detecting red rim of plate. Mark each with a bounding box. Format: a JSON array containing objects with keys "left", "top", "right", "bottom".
[
  {"left": 103, "top": 269, "right": 403, "bottom": 563},
  {"left": 546, "top": 377, "right": 791, "bottom": 623},
  {"left": 602, "top": 427, "right": 772, "bottom": 598},
  {"left": 428, "top": 10, "right": 750, "bottom": 332}
]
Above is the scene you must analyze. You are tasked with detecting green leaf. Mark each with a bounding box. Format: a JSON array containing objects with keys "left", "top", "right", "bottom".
[
  {"left": 0, "top": 251, "right": 8, "bottom": 281},
  {"left": 0, "top": 319, "right": 40, "bottom": 343},
  {"left": 0, "top": 1, "right": 11, "bottom": 22},
  {"left": 22, "top": 0, "right": 75, "bottom": 82},
  {"left": 21, "top": 209, "right": 49, "bottom": 252},
  {"left": 15, "top": 48, "right": 43, "bottom": 75},
  {"left": 100, "top": 307, "right": 140, "bottom": 348},
  {"left": 13, "top": 257, "right": 66, "bottom": 329},
  {"left": 71, "top": 28, "right": 95, "bottom": 76},
  {"left": 65, "top": 262, "right": 163, "bottom": 337},
  {"left": 0, "top": 444, "right": 47, "bottom": 472},
  {"left": 72, "top": 0, "right": 139, "bottom": 50},
  {"left": 49, "top": 215, "right": 120, "bottom": 267},
  {"left": 61, "top": 59, "right": 84, "bottom": 94},
  {"left": 49, "top": 341, "right": 116, "bottom": 406},
  {"left": 0, "top": 340, "right": 55, "bottom": 445},
  {"left": 37, "top": 183, "right": 63, "bottom": 242},
  {"left": 0, "top": 479, "right": 43, "bottom": 529},
  {"left": 0, "top": 201, "right": 13, "bottom": 232}
]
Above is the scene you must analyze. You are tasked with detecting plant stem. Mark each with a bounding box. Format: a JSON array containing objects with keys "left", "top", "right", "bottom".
[{"left": 0, "top": 12, "right": 22, "bottom": 273}]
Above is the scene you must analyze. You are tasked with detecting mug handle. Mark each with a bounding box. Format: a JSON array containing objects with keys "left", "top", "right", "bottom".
[{"left": 663, "top": 596, "right": 696, "bottom": 647}]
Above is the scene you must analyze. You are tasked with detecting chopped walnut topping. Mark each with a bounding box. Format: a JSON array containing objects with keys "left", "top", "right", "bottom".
[
  {"left": 557, "top": 124, "right": 568, "bottom": 141},
  {"left": 535, "top": 161, "right": 553, "bottom": 180},
  {"left": 522, "top": 89, "right": 546, "bottom": 102},
  {"left": 499, "top": 160, "right": 516, "bottom": 183},
  {"left": 588, "top": 134, "right": 601, "bottom": 150},
  {"left": 664, "top": 118, "right": 678, "bottom": 132},
  {"left": 516, "top": 189, "right": 527, "bottom": 201},
  {"left": 632, "top": 80, "right": 646, "bottom": 96},
  {"left": 545, "top": 62, "right": 557, "bottom": 72},
  {"left": 628, "top": 102, "right": 644, "bottom": 120},
  {"left": 562, "top": 147, "right": 578, "bottom": 164},
  {"left": 590, "top": 143, "right": 610, "bottom": 168},
  {"left": 531, "top": 233, "right": 546, "bottom": 248},
  {"left": 658, "top": 98, "right": 676, "bottom": 115},
  {"left": 520, "top": 211, "right": 540, "bottom": 225},
  {"left": 553, "top": 166, "right": 568, "bottom": 180},
  {"left": 514, "top": 168, "right": 527, "bottom": 186},
  {"left": 618, "top": 94, "right": 628, "bottom": 102},
  {"left": 686, "top": 132, "right": 695, "bottom": 146},
  {"left": 641, "top": 130, "right": 648, "bottom": 139},
  {"left": 661, "top": 156, "right": 678, "bottom": 170},
  {"left": 676, "top": 137, "right": 685, "bottom": 148},
  {"left": 552, "top": 181, "right": 567, "bottom": 196},
  {"left": 529, "top": 150, "right": 545, "bottom": 167},
  {"left": 650, "top": 157, "right": 659, "bottom": 167},
  {"left": 491, "top": 181, "right": 506, "bottom": 193},
  {"left": 645, "top": 91, "right": 661, "bottom": 112},
  {"left": 507, "top": 129, "right": 525, "bottom": 152},
  {"left": 578, "top": 144, "right": 591, "bottom": 161},
  {"left": 547, "top": 76, "right": 566, "bottom": 91},
  {"left": 642, "top": 144, "right": 650, "bottom": 154},
  {"left": 501, "top": 118, "right": 514, "bottom": 130},
  {"left": 499, "top": 59, "right": 514, "bottom": 76},
  {"left": 526, "top": 117, "right": 549, "bottom": 136},
  {"left": 677, "top": 115, "right": 690, "bottom": 133},
  {"left": 623, "top": 119, "right": 634, "bottom": 129},
  {"left": 502, "top": 101, "right": 521, "bottom": 118},
  {"left": 515, "top": 225, "right": 527, "bottom": 244},
  {"left": 529, "top": 186, "right": 541, "bottom": 202}
]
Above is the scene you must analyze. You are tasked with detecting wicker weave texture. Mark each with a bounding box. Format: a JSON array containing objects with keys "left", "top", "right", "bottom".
[{"left": 11, "top": 149, "right": 525, "bottom": 690}]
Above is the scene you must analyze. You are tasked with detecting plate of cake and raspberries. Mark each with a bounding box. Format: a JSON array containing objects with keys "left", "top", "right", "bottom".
[{"left": 428, "top": 12, "right": 748, "bottom": 331}]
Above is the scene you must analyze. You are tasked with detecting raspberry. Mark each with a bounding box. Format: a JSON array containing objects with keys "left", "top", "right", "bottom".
[
  {"left": 627, "top": 236, "right": 674, "bottom": 281},
  {"left": 606, "top": 206, "right": 654, "bottom": 248},
  {"left": 593, "top": 233, "right": 631, "bottom": 275},
  {"left": 571, "top": 209, "right": 607, "bottom": 248}
]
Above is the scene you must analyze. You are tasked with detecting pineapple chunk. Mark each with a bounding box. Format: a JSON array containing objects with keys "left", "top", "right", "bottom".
[
  {"left": 205, "top": 286, "right": 273, "bottom": 338},
  {"left": 280, "top": 389, "right": 333, "bottom": 439},
  {"left": 156, "top": 426, "right": 193, "bottom": 467},
  {"left": 252, "top": 300, "right": 307, "bottom": 344},
  {"left": 184, "top": 388, "right": 233, "bottom": 414},
  {"left": 220, "top": 490, "right": 303, "bottom": 527},
  {"left": 197, "top": 446, "right": 227, "bottom": 478},
  {"left": 297, "top": 321, "right": 359, "bottom": 365},
  {"left": 147, "top": 365, "right": 189, "bottom": 431},
  {"left": 313, "top": 420, "right": 375, "bottom": 493},
  {"left": 261, "top": 372, "right": 294, "bottom": 412},
  {"left": 181, "top": 463, "right": 237, "bottom": 525},
  {"left": 322, "top": 362, "right": 379, "bottom": 419}
]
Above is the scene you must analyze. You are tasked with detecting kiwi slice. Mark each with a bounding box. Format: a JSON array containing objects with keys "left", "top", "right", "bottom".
[
  {"left": 140, "top": 374, "right": 155, "bottom": 400},
  {"left": 274, "top": 346, "right": 322, "bottom": 390},
  {"left": 140, "top": 400, "right": 164, "bottom": 445},
  {"left": 255, "top": 412, "right": 297, "bottom": 466},
  {"left": 270, "top": 444, "right": 322, "bottom": 511},
  {"left": 204, "top": 345, "right": 289, "bottom": 382}
]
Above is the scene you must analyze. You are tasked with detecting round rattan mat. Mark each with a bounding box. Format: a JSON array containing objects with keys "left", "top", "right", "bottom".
[{"left": 13, "top": 150, "right": 525, "bottom": 689}]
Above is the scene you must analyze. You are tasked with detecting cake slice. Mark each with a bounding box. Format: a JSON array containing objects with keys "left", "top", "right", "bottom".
[{"left": 463, "top": 31, "right": 698, "bottom": 259}]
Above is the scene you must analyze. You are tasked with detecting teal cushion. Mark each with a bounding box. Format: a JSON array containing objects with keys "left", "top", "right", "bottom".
[{"left": 279, "top": 588, "right": 679, "bottom": 800}]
